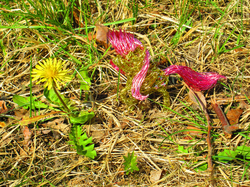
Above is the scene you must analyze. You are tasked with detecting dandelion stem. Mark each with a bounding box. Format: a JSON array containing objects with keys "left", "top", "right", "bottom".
[{"left": 52, "top": 81, "right": 71, "bottom": 113}]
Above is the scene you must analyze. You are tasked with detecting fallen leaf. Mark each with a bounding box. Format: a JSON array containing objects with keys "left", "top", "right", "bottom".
[
  {"left": 0, "top": 100, "right": 9, "bottom": 114},
  {"left": 226, "top": 109, "right": 243, "bottom": 125},
  {"left": 239, "top": 100, "right": 250, "bottom": 109},
  {"left": 0, "top": 100, "right": 7, "bottom": 110},
  {"left": 43, "top": 118, "right": 69, "bottom": 134},
  {"left": 88, "top": 32, "right": 96, "bottom": 41},
  {"left": 234, "top": 48, "right": 244, "bottom": 52},
  {"left": 188, "top": 90, "right": 207, "bottom": 111},
  {"left": 0, "top": 121, "right": 6, "bottom": 127},
  {"left": 91, "top": 124, "right": 106, "bottom": 141},
  {"left": 150, "top": 170, "right": 162, "bottom": 183},
  {"left": 184, "top": 126, "right": 204, "bottom": 138},
  {"left": 159, "top": 5, "right": 167, "bottom": 10},
  {"left": 91, "top": 130, "right": 105, "bottom": 141},
  {"left": 20, "top": 111, "right": 63, "bottom": 126},
  {"left": 120, "top": 119, "right": 129, "bottom": 129},
  {"left": 72, "top": 7, "right": 84, "bottom": 27},
  {"left": 211, "top": 99, "right": 239, "bottom": 138},
  {"left": 95, "top": 24, "right": 110, "bottom": 49},
  {"left": 19, "top": 148, "right": 28, "bottom": 157},
  {"left": 14, "top": 108, "right": 29, "bottom": 120},
  {"left": 23, "top": 126, "right": 32, "bottom": 146}
]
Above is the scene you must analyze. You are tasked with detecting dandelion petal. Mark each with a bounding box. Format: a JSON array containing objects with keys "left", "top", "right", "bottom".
[{"left": 163, "top": 65, "right": 226, "bottom": 91}]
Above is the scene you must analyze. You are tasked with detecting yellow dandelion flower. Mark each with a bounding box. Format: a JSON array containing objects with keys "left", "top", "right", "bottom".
[{"left": 32, "top": 58, "right": 71, "bottom": 90}]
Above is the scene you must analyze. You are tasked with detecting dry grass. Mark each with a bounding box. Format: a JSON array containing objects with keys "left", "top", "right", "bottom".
[{"left": 0, "top": 0, "right": 250, "bottom": 186}]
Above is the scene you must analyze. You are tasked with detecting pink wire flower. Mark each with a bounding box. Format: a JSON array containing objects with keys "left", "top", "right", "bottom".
[
  {"left": 108, "top": 29, "right": 149, "bottom": 101},
  {"left": 163, "top": 65, "right": 226, "bottom": 91},
  {"left": 107, "top": 30, "right": 144, "bottom": 57},
  {"left": 109, "top": 59, "right": 125, "bottom": 75},
  {"left": 131, "top": 50, "right": 150, "bottom": 100}
]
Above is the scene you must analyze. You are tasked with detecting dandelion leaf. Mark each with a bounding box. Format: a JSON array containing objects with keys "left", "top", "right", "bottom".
[
  {"left": 69, "top": 110, "right": 95, "bottom": 124},
  {"left": 77, "top": 69, "right": 91, "bottom": 91},
  {"left": 13, "top": 95, "right": 49, "bottom": 109},
  {"left": 69, "top": 124, "right": 96, "bottom": 159}
]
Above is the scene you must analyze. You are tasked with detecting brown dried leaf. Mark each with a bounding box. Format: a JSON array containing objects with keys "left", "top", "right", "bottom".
[
  {"left": 91, "top": 130, "right": 105, "bottom": 141},
  {"left": 188, "top": 90, "right": 207, "bottom": 110},
  {"left": 88, "top": 32, "right": 96, "bottom": 41},
  {"left": 0, "top": 100, "right": 7, "bottom": 110},
  {"left": 23, "top": 126, "right": 32, "bottom": 146},
  {"left": 41, "top": 129, "right": 51, "bottom": 135},
  {"left": 0, "top": 100, "right": 9, "bottom": 114},
  {"left": 20, "top": 111, "right": 63, "bottom": 126},
  {"left": 184, "top": 126, "right": 204, "bottom": 138},
  {"left": 211, "top": 99, "right": 239, "bottom": 139},
  {"left": 239, "top": 100, "right": 250, "bottom": 109},
  {"left": 95, "top": 24, "right": 109, "bottom": 48},
  {"left": 44, "top": 118, "right": 70, "bottom": 134},
  {"left": 14, "top": 108, "right": 29, "bottom": 120},
  {"left": 150, "top": 170, "right": 162, "bottom": 183},
  {"left": 226, "top": 109, "right": 243, "bottom": 125},
  {"left": 0, "top": 121, "right": 6, "bottom": 127},
  {"left": 72, "top": 7, "right": 84, "bottom": 27}
]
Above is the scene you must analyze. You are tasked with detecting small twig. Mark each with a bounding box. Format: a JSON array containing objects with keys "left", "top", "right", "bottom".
[
  {"left": 191, "top": 90, "right": 215, "bottom": 186},
  {"left": 183, "top": 84, "right": 215, "bottom": 185},
  {"left": 206, "top": 118, "right": 215, "bottom": 186}
]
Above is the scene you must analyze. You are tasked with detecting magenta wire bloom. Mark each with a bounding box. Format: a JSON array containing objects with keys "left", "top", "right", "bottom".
[
  {"left": 109, "top": 59, "right": 125, "bottom": 75},
  {"left": 131, "top": 50, "right": 150, "bottom": 100},
  {"left": 164, "top": 65, "right": 226, "bottom": 91},
  {"left": 107, "top": 30, "right": 144, "bottom": 57}
]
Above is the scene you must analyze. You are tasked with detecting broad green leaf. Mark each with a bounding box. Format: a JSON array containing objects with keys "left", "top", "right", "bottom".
[
  {"left": 43, "top": 88, "right": 76, "bottom": 111},
  {"left": 77, "top": 69, "right": 91, "bottom": 91},
  {"left": 69, "top": 110, "right": 94, "bottom": 124},
  {"left": 214, "top": 146, "right": 250, "bottom": 163},
  {"left": 44, "top": 88, "right": 69, "bottom": 106},
  {"left": 216, "top": 149, "right": 238, "bottom": 163},
  {"left": 13, "top": 95, "right": 48, "bottom": 109}
]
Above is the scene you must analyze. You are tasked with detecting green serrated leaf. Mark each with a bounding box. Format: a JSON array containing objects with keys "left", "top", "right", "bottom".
[
  {"left": 84, "top": 144, "right": 96, "bottom": 159},
  {"left": 13, "top": 95, "right": 49, "bottom": 109},
  {"left": 79, "top": 135, "right": 92, "bottom": 147},
  {"left": 123, "top": 151, "right": 139, "bottom": 175},
  {"left": 68, "top": 124, "right": 96, "bottom": 159}
]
